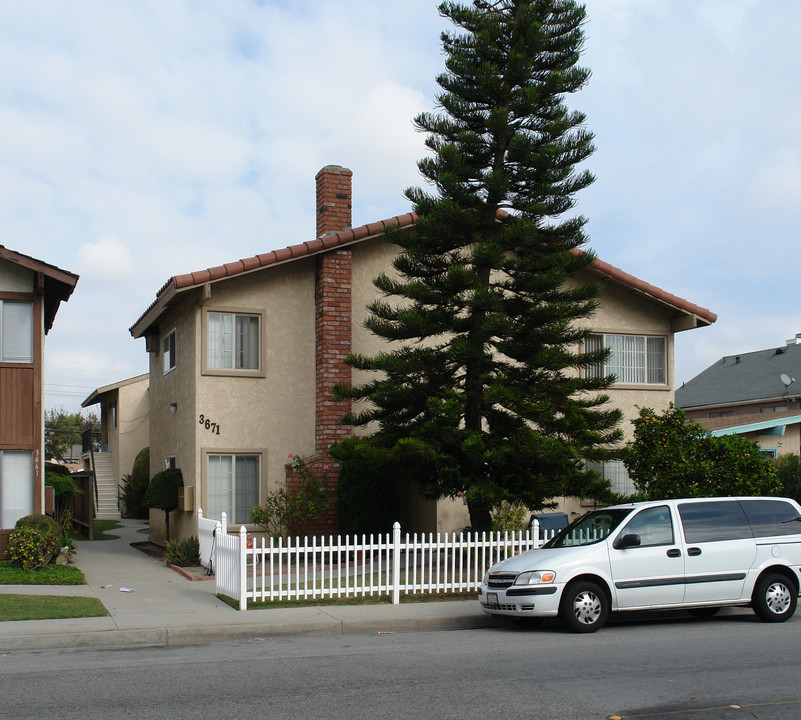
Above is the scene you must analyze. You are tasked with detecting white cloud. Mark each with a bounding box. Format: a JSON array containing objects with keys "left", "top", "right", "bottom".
[{"left": 76, "top": 238, "right": 134, "bottom": 284}]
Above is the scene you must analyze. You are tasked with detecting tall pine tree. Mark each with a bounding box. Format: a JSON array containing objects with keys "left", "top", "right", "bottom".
[{"left": 332, "top": 0, "right": 622, "bottom": 532}]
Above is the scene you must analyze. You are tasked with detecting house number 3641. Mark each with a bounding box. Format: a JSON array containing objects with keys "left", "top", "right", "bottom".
[{"left": 198, "top": 414, "right": 221, "bottom": 435}]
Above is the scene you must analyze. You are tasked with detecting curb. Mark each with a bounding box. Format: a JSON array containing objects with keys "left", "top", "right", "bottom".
[{"left": 0, "top": 611, "right": 500, "bottom": 653}]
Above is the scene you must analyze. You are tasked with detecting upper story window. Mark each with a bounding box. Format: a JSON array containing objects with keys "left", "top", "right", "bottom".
[
  {"left": 0, "top": 300, "right": 34, "bottom": 363},
  {"left": 586, "top": 333, "right": 666, "bottom": 385},
  {"left": 163, "top": 329, "right": 176, "bottom": 374},
  {"left": 207, "top": 312, "right": 260, "bottom": 371}
]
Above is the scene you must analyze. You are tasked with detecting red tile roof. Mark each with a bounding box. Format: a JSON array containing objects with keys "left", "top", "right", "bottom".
[{"left": 129, "top": 212, "right": 716, "bottom": 338}]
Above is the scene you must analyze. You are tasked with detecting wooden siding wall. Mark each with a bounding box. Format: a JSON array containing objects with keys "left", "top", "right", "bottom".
[{"left": 0, "top": 366, "right": 35, "bottom": 447}]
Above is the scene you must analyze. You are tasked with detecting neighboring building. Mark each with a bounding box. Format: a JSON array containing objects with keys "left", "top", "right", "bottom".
[
  {"left": 130, "top": 166, "right": 716, "bottom": 543},
  {"left": 81, "top": 373, "right": 150, "bottom": 519},
  {"left": 0, "top": 246, "right": 78, "bottom": 557},
  {"left": 676, "top": 336, "right": 801, "bottom": 459}
]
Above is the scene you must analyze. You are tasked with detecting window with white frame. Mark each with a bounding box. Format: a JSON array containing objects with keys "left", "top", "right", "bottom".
[
  {"left": 0, "top": 450, "right": 33, "bottom": 529},
  {"left": 207, "top": 312, "right": 260, "bottom": 371},
  {"left": 586, "top": 333, "right": 666, "bottom": 384},
  {"left": 586, "top": 459, "right": 636, "bottom": 497},
  {"left": 0, "top": 300, "right": 34, "bottom": 363},
  {"left": 163, "top": 329, "right": 176, "bottom": 374},
  {"left": 207, "top": 453, "right": 259, "bottom": 524}
]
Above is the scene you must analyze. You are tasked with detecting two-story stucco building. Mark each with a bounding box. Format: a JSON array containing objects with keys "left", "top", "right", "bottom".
[{"left": 130, "top": 166, "right": 716, "bottom": 543}]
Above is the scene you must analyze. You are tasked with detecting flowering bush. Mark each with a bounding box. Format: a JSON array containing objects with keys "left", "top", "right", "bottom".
[
  {"left": 250, "top": 454, "right": 333, "bottom": 538},
  {"left": 491, "top": 501, "right": 528, "bottom": 533},
  {"left": 8, "top": 515, "right": 62, "bottom": 570}
]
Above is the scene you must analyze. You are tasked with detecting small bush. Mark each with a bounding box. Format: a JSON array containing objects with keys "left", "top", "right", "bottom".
[
  {"left": 165, "top": 536, "right": 200, "bottom": 566},
  {"left": 123, "top": 447, "right": 150, "bottom": 519},
  {"left": 491, "top": 501, "right": 527, "bottom": 533},
  {"left": 250, "top": 454, "right": 332, "bottom": 538},
  {"left": 144, "top": 468, "right": 183, "bottom": 540},
  {"left": 45, "top": 467, "right": 82, "bottom": 525},
  {"left": 8, "top": 515, "right": 62, "bottom": 570}
]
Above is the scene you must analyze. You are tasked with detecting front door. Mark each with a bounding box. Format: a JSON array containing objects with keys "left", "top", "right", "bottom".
[{"left": 610, "top": 505, "right": 685, "bottom": 609}]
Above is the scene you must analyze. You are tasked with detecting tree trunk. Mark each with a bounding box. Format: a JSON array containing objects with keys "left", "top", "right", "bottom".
[{"left": 468, "top": 500, "right": 493, "bottom": 534}]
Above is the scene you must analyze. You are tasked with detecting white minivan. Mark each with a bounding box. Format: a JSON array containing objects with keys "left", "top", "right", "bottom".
[{"left": 479, "top": 497, "right": 801, "bottom": 632}]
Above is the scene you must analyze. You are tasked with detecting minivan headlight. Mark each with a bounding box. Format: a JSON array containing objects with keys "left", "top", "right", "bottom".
[{"left": 514, "top": 570, "right": 556, "bottom": 586}]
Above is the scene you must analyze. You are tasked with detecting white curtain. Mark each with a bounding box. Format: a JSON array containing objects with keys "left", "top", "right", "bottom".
[
  {"left": 1, "top": 301, "right": 33, "bottom": 363},
  {"left": 1, "top": 451, "right": 33, "bottom": 529}
]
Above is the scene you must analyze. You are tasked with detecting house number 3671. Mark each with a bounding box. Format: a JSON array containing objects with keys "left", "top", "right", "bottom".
[{"left": 198, "top": 414, "right": 221, "bottom": 435}]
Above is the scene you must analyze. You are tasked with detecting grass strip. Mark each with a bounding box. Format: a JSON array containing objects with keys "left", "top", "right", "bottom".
[
  {"left": 217, "top": 590, "right": 477, "bottom": 611},
  {"left": 0, "top": 594, "right": 108, "bottom": 621},
  {"left": 73, "top": 519, "right": 123, "bottom": 541},
  {"left": 0, "top": 562, "right": 86, "bottom": 585}
]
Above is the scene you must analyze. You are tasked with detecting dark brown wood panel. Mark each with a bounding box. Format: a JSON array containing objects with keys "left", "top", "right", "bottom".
[{"left": 0, "top": 366, "right": 35, "bottom": 447}]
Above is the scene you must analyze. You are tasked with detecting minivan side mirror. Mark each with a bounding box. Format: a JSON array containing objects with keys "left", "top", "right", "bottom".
[{"left": 614, "top": 533, "right": 642, "bottom": 550}]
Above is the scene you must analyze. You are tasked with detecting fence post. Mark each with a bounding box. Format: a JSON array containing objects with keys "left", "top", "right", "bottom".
[
  {"left": 532, "top": 518, "right": 540, "bottom": 548},
  {"left": 392, "top": 522, "right": 401, "bottom": 605},
  {"left": 221, "top": 511, "right": 228, "bottom": 535},
  {"left": 238, "top": 525, "right": 247, "bottom": 611}
]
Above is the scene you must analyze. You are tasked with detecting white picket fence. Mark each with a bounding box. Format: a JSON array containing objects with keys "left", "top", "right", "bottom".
[{"left": 197, "top": 509, "right": 554, "bottom": 611}]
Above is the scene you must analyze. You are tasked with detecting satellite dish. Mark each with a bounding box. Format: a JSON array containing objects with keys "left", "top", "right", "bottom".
[{"left": 780, "top": 373, "right": 795, "bottom": 388}]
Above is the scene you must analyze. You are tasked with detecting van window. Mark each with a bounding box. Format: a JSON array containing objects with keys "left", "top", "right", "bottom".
[
  {"left": 618, "top": 505, "right": 674, "bottom": 547},
  {"left": 544, "top": 508, "right": 632, "bottom": 548},
  {"left": 678, "top": 501, "right": 752, "bottom": 543},
  {"left": 740, "top": 499, "right": 801, "bottom": 538}
]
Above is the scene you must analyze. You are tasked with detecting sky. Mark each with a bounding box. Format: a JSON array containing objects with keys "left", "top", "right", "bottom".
[{"left": 1, "top": 0, "right": 799, "bottom": 415}]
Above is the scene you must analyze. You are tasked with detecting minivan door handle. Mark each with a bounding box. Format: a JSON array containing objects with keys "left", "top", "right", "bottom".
[
  {"left": 687, "top": 547, "right": 702, "bottom": 556},
  {"left": 666, "top": 548, "right": 681, "bottom": 558}
]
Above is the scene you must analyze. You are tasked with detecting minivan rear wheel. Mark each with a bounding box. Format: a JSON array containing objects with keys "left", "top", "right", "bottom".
[
  {"left": 752, "top": 573, "right": 797, "bottom": 623},
  {"left": 560, "top": 581, "right": 609, "bottom": 633}
]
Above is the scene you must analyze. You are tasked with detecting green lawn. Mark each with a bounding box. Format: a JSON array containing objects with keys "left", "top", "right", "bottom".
[
  {"left": 0, "top": 561, "right": 105, "bottom": 621},
  {"left": 73, "top": 518, "right": 123, "bottom": 541},
  {"left": 0, "top": 562, "right": 86, "bottom": 585},
  {"left": 0, "top": 594, "right": 108, "bottom": 621}
]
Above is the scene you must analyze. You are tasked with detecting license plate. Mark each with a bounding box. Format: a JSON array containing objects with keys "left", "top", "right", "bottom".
[{"left": 487, "top": 592, "right": 499, "bottom": 606}]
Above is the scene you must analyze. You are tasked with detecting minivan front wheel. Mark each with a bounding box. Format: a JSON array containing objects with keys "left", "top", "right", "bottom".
[
  {"left": 752, "top": 573, "right": 797, "bottom": 623},
  {"left": 560, "top": 581, "right": 609, "bottom": 633}
]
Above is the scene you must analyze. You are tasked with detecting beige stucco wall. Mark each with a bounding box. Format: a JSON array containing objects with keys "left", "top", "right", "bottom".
[
  {"left": 148, "top": 291, "right": 200, "bottom": 542},
  {"left": 147, "top": 258, "right": 319, "bottom": 543},
  {"left": 193, "top": 258, "right": 317, "bottom": 516},
  {"left": 0, "top": 261, "right": 33, "bottom": 292},
  {"left": 116, "top": 378, "right": 150, "bottom": 481}
]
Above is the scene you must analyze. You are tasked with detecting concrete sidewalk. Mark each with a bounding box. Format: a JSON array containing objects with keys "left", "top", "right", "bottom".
[{"left": 0, "top": 520, "right": 496, "bottom": 653}]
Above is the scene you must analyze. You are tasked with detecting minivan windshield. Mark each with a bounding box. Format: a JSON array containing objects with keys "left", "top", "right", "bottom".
[{"left": 543, "top": 508, "right": 633, "bottom": 548}]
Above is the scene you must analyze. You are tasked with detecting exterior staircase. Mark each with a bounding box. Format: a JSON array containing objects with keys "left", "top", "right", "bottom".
[{"left": 91, "top": 452, "right": 121, "bottom": 520}]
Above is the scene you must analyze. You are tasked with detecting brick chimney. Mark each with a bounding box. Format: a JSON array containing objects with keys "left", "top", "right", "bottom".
[
  {"left": 287, "top": 166, "right": 354, "bottom": 534},
  {"left": 316, "top": 165, "right": 352, "bottom": 238}
]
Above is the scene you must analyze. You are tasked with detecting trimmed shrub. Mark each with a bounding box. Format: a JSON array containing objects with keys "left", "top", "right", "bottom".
[
  {"left": 122, "top": 447, "right": 150, "bottom": 518},
  {"left": 144, "top": 468, "right": 183, "bottom": 541},
  {"left": 8, "top": 514, "right": 62, "bottom": 569},
  {"left": 165, "top": 536, "right": 201, "bottom": 566},
  {"left": 45, "top": 465, "right": 82, "bottom": 525},
  {"left": 337, "top": 457, "right": 401, "bottom": 537}
]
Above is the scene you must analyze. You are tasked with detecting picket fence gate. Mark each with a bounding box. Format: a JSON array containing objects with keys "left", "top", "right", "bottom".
[{"left": 197, "top": 509, "right": 555, "bottom": 611}]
